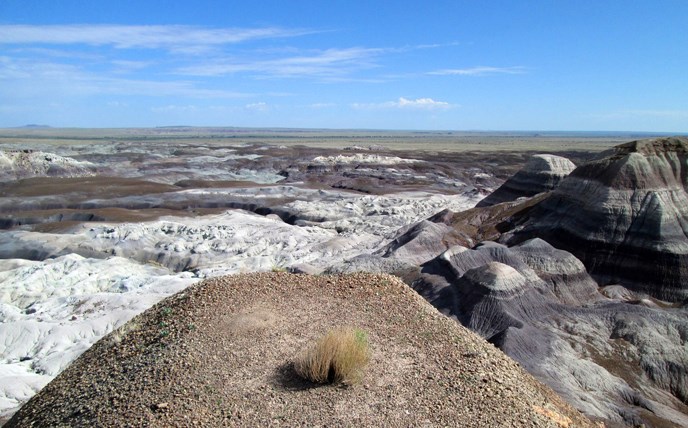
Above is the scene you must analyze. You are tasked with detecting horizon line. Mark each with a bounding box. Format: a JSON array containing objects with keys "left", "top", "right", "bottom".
[{"left": 1, "top": 125, "right": 685, "bottom": 136}]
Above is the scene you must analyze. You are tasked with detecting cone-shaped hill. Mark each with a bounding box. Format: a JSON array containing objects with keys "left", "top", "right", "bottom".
[
  {"left": 6, "top": 272, "right": 592, "bottom": 427},
  {"left": 506, "top": 136, "right": 688, "bottom": 302},
  {"left": 477, "top": 154, "right": 576, "bottom": 208}
]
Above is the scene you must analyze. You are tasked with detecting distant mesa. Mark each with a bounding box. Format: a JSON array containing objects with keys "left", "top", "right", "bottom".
[
  {"left": 476, "top": 154, "right": 576, "bottom": 207},
  {"left": 505, "top": 136, "right": 688, "bottom": 302},
  {"left": 19, "top": 124, "right": 51, "bottom": 129}
]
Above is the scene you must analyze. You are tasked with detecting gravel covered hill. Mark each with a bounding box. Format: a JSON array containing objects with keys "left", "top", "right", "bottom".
[{"left": 5, "top": 272, "right": 592, "bottom": 427}]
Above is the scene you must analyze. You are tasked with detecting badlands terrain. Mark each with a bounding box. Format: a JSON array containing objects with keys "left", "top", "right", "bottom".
[{"left": 0, "top": 128, "right": 686, "bottom": 426}]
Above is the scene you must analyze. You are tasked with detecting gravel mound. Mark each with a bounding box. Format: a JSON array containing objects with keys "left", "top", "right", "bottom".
[{"left": 6, "top": 272, "right": 592, "bottom": 427}]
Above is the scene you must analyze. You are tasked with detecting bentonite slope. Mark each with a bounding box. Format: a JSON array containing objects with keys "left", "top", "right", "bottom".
[
  {"left": 364, "top": 137, "right": 688, "bottom": 426},
  {"left": 505, "top": 136, "right": 688, "bottom": 302},
  {"left": 476, "top": 154, "right": 576, "bottom": 207},
  {"left": 5, "top": 272, "right": 592, "bottom": 428},
  {"left": 408, "top": 240, "right": 688, "bottom": 427}
]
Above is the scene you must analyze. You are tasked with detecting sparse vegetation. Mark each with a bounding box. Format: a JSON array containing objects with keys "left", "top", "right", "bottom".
[
  {"left": 294, "top": 327, "right": 370, "bottom": 385},
  {"left": 106, "top": 320, "right": 140, "bottom": 346}
]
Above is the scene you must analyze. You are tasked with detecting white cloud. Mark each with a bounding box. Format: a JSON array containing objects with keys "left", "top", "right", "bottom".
[
  {"left": 352, "top": 97, "right": 454, "bottom": 110},
  {"left": 428, "top": 66, "right": 526, "bottom": 76},
  {"left": 396, "top": 97, "right": 451, "bottom": 108},
  {"left": 0, "top": 25, "right": 313, "bottom": 51}
]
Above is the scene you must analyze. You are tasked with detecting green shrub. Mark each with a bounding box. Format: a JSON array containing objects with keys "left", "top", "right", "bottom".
[{"left": 294, "top": 327, "right": 370, "bottom": 385}]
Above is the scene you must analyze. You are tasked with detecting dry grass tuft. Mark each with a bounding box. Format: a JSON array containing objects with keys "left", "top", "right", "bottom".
[
  {"left": 294, "top": 327, "right": 370, "bottom": 385},
  {"left": 105, "top": 320, "right": 140, "bottom": 346}
]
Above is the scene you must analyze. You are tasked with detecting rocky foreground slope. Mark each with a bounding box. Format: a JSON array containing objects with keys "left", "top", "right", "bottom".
[{"left": 5, "top": 273, "right": 592, "bottom": 427}]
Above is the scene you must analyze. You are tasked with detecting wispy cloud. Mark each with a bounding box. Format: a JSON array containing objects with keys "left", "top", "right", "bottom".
[
  {"left": 95, "top": 78, "right": 251, "bottom": 98},
  {"left": 352, "top": 97, "right": 455, "bottom": 110},
  {"left": 0, "top": 24, "right": 313, "bottom": 51},
  {"left": 428, "top": 66, "right": 526, "bottom": 76},
  {"left": 150, "top": 104, "right": 199, "bottom": 113},
  {"left": 111, "top": 60, "right": 153, "bottom": 73},
  {"left": 7, "top": 47, "right": 104, "bottom": 60},
  {"left": 0, "top": 57, "right": 252, "bottom": 99},
  {"left": 245, "top": 102, "right": 270, "bottom": 112},
  {"left": 309, "top": 102, "right": 337, "bottom": 109},
  {"left": 177, "top": 47, "right": 383, "bottom": 78}
]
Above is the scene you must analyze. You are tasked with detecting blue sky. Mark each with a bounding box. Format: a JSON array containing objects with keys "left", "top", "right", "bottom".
[{"left": 0, "top": 1, "right": 686, "bottom": 131}]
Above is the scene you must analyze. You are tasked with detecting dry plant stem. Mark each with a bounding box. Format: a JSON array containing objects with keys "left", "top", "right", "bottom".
[{"left": 295, "top": 327, "right": 370, "bottom": 385}]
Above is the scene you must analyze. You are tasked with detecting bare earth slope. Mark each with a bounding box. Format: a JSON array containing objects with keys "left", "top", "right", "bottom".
[
  {"left": 6, "top": 272, "right": 592, "bottom": 428},
  {"left": 506, "top": 137, "right": 688, "bottom": 302},
  {"left": 368, "top": 138, "right": 688, "bottom": 426},
  {"left": 476, "top": 154, "right": 576, "bottom": 207}
]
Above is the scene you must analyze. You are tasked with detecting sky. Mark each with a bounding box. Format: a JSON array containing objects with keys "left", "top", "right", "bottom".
[{"left": 0, "top": 0, "right": 686, "bottom": 131}]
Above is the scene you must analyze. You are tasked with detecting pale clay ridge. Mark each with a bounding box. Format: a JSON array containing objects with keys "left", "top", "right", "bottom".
[
  {"left": 0, "top": 254, "right": 196, "bottom": 416},
  {"left": 0, "top": 150, "right": 95, "bottom": 180},
  {"left": 1, "top": 147, "right": 283, "bottom": 185},
  {"left": 0, "top": 191, "right": 482, "bottom": 420},
  {"left": 311, "top": 153, "right": 422, "bottom": 165},
  {"left": 0, "top": 137, "right": 488, "bottom": 421}
]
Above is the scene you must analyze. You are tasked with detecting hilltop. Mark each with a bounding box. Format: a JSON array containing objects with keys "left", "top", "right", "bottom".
[{"left": 6, "top": 272, "right": 592, "bottom": 427}]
